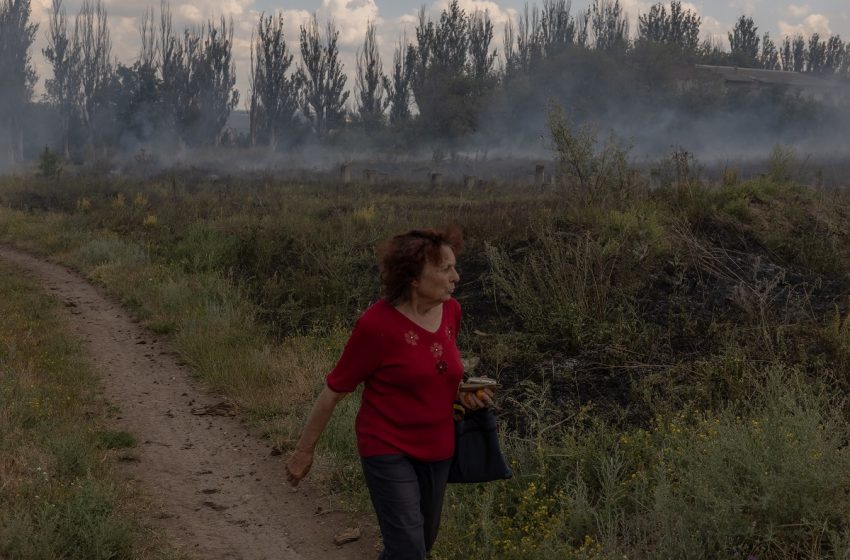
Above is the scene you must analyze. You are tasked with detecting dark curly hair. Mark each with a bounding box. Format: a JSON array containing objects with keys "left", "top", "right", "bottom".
[{"left": 377, "top": 226, "right": 464, "bottom": 304}]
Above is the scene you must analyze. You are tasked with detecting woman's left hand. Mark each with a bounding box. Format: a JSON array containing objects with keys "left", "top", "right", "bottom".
[{"left": 459, "top": 388, "right": 494, "bottom": 410}]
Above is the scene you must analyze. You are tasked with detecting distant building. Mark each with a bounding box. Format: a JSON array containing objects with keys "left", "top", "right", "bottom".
[{"left": 695, "top": 64, "right": 850, "bottom": 104}]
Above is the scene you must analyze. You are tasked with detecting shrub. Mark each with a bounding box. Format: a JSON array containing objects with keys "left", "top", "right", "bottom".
[
  {"left": 37, "top": 147, "right": 63, "bottom": 179},
  {"left": 768, "top": 144, "right": 798, "bottom": 183},
  {"left": 486, "top": 230, "right": 625, "bottom": 349},
  {"left": 548, "top": 102, "right": 633, "bottom": 202}
]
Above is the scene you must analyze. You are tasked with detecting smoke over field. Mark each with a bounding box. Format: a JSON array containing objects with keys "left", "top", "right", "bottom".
[{"left": 2, "top": 0, "right": 850, "bottom": 177}]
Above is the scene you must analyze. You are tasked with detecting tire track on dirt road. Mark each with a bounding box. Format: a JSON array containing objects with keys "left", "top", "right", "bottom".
[{"left": 0, "top": 246, "right": 375, "bottom": 560}]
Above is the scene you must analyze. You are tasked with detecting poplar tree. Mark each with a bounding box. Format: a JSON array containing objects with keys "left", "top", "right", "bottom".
[
  {"left": 0, "top": 0, "right": 38, "bottom": 163},
  {"left": 170, "top": 16, "right": 238, "bottom": 146},
  {"left": 468, "top": 10, "right": 496, "bottom": 87},
  {"left": 728, "top": 15, "right": 760, "bottom": 67},
  {"left": 780, "top": 36, "right": 793, "bottom": 71},
  {"left": 44, "top": 0, "right": 77, "bottom": 157},
  {"left": 113, "top": 7, "right": 161, "bottom": 142},
  {"left": 297, "top": 15, "right": 348, "bottom": 138},
  {"left": 760, "top": 33, "right": 779, "bottom": 70},
  {"left": 412, "top": 0, "right": 475, "bottom": 136},
  {"left": 504, "top": 0, "right": 584, "bottom": 79},
  {"left": 74, "top": 0, "right": 112, "bottom": 147},
  {"left": 824, "top": 35, "right": 845, "bottom": 75},
  {"left": 807, "top": 33, "right": 826, "bottom": 73},
  {"left": 519, "top": 5, "right": 545, "bottom": 68},
  {"left": 540, "top": 0, "right": 579, "bottom": 56},
  {"left": 383, "top": 39, "right": 415, "bottom": 125},
  {"left": 841, "top": 43, "right": 850, "bottom": 78},
  {"left": 792, "top": 35, "right": 806, "bottom": 72},
  {"left": 198, "top": 17, "right": 239, "bottom": 145},
  {"left": 590, "top": 0, "right": 629, "bottom": 54},
  {"left": 249, "top": 12, "right": 299, "bottom": 149},
  {"left": 638, "top": 1, "right": 700, "bottom": 52},
  {"left": 355, "top": 21, "right": 387, "bottom": 130},
  {"left": 159, "top": 0, "right": 182, "bottom": 138}
]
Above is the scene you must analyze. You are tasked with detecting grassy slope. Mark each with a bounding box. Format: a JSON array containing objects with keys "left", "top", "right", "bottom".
[{"left": 3, "top": 170, "right": 850, "bottom": 558}]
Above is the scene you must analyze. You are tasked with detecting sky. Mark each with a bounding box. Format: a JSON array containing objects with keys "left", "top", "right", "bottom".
[{"left": 26, "top": 0, "right": 850, "bottom": 106}]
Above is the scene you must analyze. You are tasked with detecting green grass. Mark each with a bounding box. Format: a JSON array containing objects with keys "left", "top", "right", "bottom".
[
  {"left": 0, "top": 260, "right": 182, "bottom": 560},
  {"left": 3, "top": 160, "right": 850, "bottom": 558}
]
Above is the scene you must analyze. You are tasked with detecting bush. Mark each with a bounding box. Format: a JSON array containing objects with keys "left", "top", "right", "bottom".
[
  {"left": 768, "top": 144, "right": 798, "bottom": 183},
  {"left": 548, "top": 102, "right": 633, "bottom": 202},
  {"left": 37, "top": 147, "right": 63, "bottom": 179},
  {"left": 486, "top": 230, "right": 627, "bottom": 350}
]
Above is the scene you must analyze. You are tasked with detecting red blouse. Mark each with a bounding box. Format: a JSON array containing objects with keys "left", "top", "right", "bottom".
[{"left": 326, "top": 298, "right": 463, "bottom": 461}]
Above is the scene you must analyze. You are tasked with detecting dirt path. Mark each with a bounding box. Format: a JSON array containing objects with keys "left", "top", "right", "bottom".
[{"left": 0, "top": 247, "right": 376, "bottom": 560}]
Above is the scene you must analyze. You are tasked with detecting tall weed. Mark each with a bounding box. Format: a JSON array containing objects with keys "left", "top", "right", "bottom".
[{"left": 486, "top": 226, "right": 632, "bottom": 351}]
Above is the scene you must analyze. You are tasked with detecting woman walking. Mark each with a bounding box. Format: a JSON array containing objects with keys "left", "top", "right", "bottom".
[{"left": 285, "top": 227, "right": 492, "bottom": 559}]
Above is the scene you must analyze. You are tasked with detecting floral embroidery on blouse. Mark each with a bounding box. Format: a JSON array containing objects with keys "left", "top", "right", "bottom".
[
  {"left": 430, "top": 342, "right": 444, "bottom": 358},
  {"left": 405, "top": 330, "right": 419, "bottom": 346},
  {"left": 445, "top": 326, "right": 454, "bottom": 340}
]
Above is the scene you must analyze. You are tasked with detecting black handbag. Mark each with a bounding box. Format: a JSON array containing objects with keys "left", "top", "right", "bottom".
[{"left": 448, "top": 407, "right": 513, "bottom": 483}]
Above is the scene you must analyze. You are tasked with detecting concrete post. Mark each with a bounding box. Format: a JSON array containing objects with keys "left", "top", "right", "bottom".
[
  {"left": 431, "top": 172, "right": 443, "bottom": 188},
  {"left": 535, "top": 164, "right": 545, "bottom": 188},
  {"left": 463, "top": 175, "right": 477, "bottom": 188},
  {"left": 339, "top": 164, "right": 351, "bottom": 185}
]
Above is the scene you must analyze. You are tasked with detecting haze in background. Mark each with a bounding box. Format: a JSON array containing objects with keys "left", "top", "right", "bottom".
[{"left": 3, "top": 0, "right": 849, "bottom": 176}]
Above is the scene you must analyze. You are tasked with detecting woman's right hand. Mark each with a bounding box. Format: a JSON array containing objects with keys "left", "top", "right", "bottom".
[
  {"left": 459, "top": 388, "right": 494, "bottom": 410},
  {"left": 285, "top": 449, "right": 314, "bottom": 487}
]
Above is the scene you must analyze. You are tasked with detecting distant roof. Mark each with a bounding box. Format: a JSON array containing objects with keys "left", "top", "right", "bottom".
[{"left": 695, "top": 64, "right": 848, "bottom": 90}]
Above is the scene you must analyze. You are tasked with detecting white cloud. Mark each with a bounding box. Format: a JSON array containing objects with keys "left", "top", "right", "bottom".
[
  {"left": 618, "top": 0, "right": 652, "bottom": 20},
  {"left": 177, "top": 4, "right": 203, "bottom": 23},
  {"left": 316, "top": 0, "right": 381, "bottom": 47},
  {"left": 778, "top": 13, "right": 832, "bottom": 37},
  {"left": 112, "top": 16, "right": 141, "bottom": 64},
  {"left": 786, "top": 4, "right": 811, "bottom": 18},
  {"left": 701, "top": 15, "right": 728, "bottom": 43},
  {"left": 31, "top": 0, "right": 51, "bottom": 22}
]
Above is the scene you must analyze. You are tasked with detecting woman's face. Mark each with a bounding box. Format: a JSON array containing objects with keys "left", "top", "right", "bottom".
[{"left": 411, "top": 245, "right": 459, "bottom": 304}]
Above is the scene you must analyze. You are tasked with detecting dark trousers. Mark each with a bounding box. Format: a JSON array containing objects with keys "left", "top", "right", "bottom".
[{"left": 361, "top": 454, "right": 452, "bottom": 560}]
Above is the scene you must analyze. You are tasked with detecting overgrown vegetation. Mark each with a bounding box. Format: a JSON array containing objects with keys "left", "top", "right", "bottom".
[
  {"left": 0, "top": 260, "right": 182, "bottom": 559},
  {"left": 3, "top": 112, "right": 850, "bottom": 556}
]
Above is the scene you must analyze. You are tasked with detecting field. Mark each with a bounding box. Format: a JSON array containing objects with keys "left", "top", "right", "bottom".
[{"left": 3, "top": 139, "right": 850, "bottom": 558}]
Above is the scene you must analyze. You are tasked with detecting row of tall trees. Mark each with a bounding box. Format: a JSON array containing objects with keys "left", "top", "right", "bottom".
[
  {"left": 3, "top": 0, "right": 850, "bottom": 162},
  {"left": 39, "top": 0, "right": 239, "bottom": 155},
  {"left": 249, "top": 1, "right": 499, "bottom": 143},
  {"left": 727, "top": 15, "right": 850, "bottom": 75}
]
